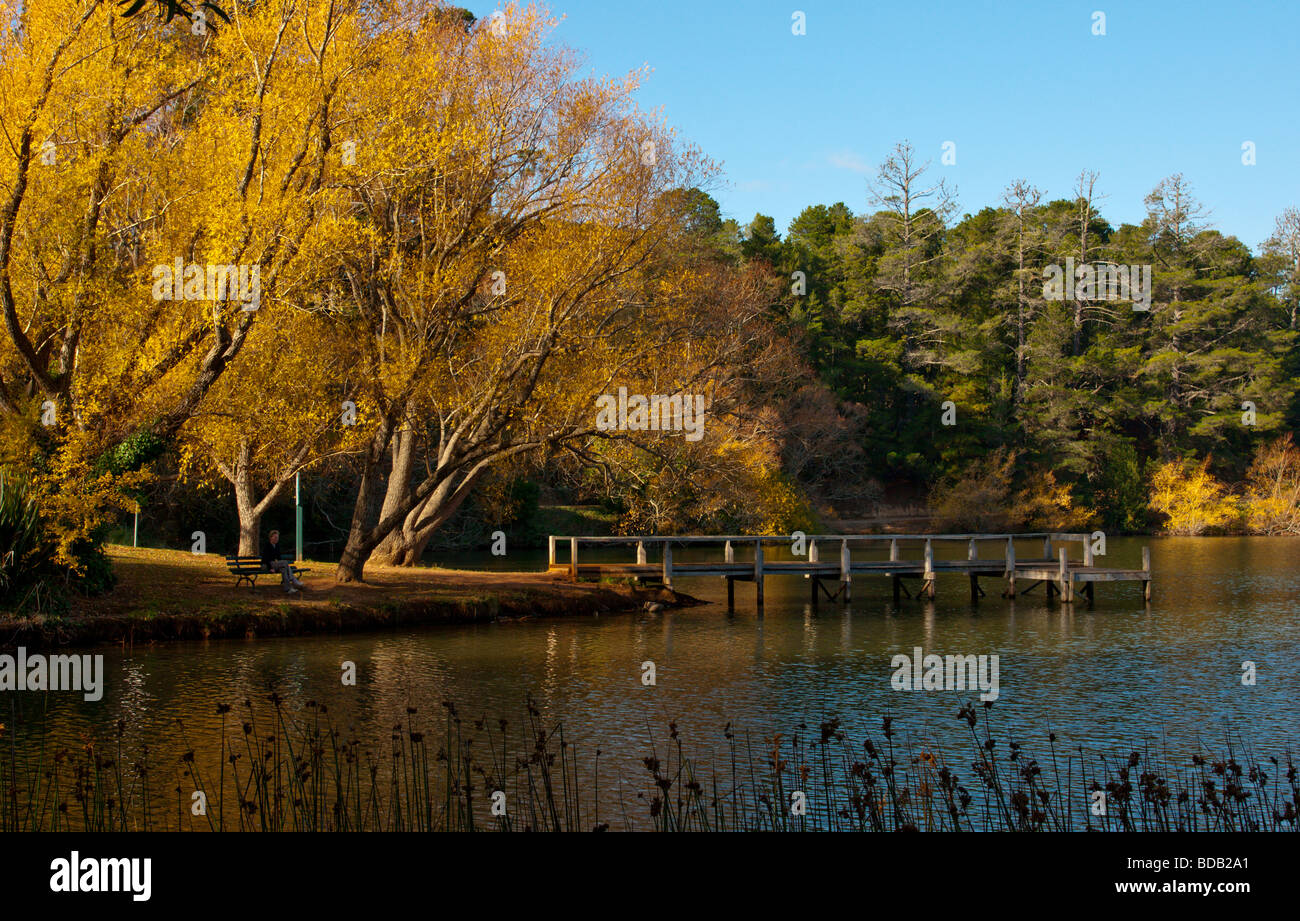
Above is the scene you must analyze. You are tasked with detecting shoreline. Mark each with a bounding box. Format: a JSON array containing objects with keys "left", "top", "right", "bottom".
[{"left": 0, "top": 546, "right": 702, "bottom": 653}]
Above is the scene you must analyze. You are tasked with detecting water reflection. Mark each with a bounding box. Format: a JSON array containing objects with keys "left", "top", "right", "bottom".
[{"left": 5, "top": 537, "right": 1300, "bottom": 824}]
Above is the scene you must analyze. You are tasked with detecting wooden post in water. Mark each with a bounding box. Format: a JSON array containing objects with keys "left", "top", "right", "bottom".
[
  {"left": 1058, "top": 547, "right": 1071, "bottom": 602},
  {"left": 968, "top": 538, "right": 979, "bottom": 603},
  {"left": 808, "top": 540, "right": 820, "bottom": 605},
  {"left": 1004, "top": 537, "right": 1016, "bottom": 597},
  {"left": 1084, "top": 533, "right": 1096, "bottom": 601},
  {"left": 569, "top": 537, "right": 578, "bottom": 582},
  {"left": 839, "top": 539, "right": 851, "bottom": 603},
  {"left": 1142, "top": 546, "right": 1152, "bottom": 602},
  {"left": 923, "top": 538, "right": 936, "bottom": 600},
  {"left": 662, "top": 541, "right": 673, "bottom": 589},
  {"left": 725, "top": 540, "right": 735, "bottom": 610},
  {"left": 548, "top": 536, "right": 556, "bottom": 568},
  {"left": 890, "top": 538, "right": 901, "bottom": 604},
  {"left": 754, "top": 539, "right": 765, "bottom": 607}
]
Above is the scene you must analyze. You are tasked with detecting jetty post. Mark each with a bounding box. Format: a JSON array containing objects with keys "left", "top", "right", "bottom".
[
  {"left": 890, "top": 538, "right": 901, "bottom": 604},
  {"left": 808, "top": 539, "right": 820, "bottom": 604},
  {"left": 967, "top": 538, "right": 981, "bottom": 602},
  {"left": 1004, "top": 536, "right": 1016, "bottom": 597},
  {"left": 840, "top": 539, "right": 851, "bottom": 602},
  {"left": 1058, "top": 547, "right": 1072, "bottom": 602},
  {"left": 923, "top": 538, "right": 936, "bottom": 599},
  {"left": 725, "top": 539, "right": 735, "bottom": 610}
]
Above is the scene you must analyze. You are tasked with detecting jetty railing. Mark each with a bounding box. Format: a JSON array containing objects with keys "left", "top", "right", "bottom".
[{"left": 547, "top": 533, "right": 1151, "bottom": 607}]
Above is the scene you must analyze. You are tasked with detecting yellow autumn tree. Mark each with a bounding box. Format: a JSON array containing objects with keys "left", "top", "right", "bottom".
[
  {"left": 178, "top": 310, "right": 366, "bottom": 555},
  {"left": 319, "top": 2, "right": 738, "bottom": 581},
  {"left": 1149, "top": 457, "right": 1239, "bottom": 535},
  {"left": 1242, "top": 434, "right": 1300, "bottom": 535},
  {"left": 0, "top": 0, "right": 356, "bottom": 578},
  {"left": 931, "top": 448, "right": 1092, "bottom": 532}
]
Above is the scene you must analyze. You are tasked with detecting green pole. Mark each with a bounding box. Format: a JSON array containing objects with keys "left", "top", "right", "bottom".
[{"left": 295, "top": 472, "right": 303, "bottom": 563}]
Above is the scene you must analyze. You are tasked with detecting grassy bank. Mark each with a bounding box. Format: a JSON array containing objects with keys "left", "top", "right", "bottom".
[{"left": 0, "top": 546, "right": 695, "bottom": 651}]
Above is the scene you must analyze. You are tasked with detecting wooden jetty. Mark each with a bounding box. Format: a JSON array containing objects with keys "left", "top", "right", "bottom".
[{"left": 546, "top": 533, "right": 1151, "bottom": 608}]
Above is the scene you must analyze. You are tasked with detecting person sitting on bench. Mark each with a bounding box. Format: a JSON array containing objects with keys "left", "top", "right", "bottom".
[{"left": 262, "top": 530, "right": 304, "bottom": 593}]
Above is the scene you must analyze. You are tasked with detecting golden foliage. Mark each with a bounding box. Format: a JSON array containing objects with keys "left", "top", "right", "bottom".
[
  {"left": 1148, "top": 458, "right": 1239, "bottom": 536},
  {"left": 931, "top": 448, "right": 1093, "bottom": 532},
  {"left": 31, "top": 435, "right": 151, "bottom": 574},
  {"left": 1242, "top": 434, "right": 1300, "bottom": 535}
]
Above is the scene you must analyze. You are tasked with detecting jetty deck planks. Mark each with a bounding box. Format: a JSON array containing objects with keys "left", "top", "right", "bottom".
[{"left": 546, "top": 533, "right": 1152, "bottom": 608}]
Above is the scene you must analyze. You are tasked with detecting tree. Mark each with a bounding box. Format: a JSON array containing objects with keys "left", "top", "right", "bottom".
[
  {"left": 178, "top": 311, "right": 362, "bottom": 555},
  {"left": 0, "top": 0, "right": 352, "bottom": 579},
  {"left": 320, "top": 5, "right": 726, "bottom": 581},
  {"left": 1261, "top": 208, "right": 1300, "bottom": 331},
  {"left": 1242, "top": 434, "right": 1300, "bottom": 535},
  {"left": 1000, "top": 180, "right": 1043, "bottom": 391},
  {"left": 867, "top": 140, "right": 958, "bottom": 378}
]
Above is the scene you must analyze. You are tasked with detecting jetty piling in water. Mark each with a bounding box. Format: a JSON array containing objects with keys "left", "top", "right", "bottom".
[{"left": 547, "top": 533, "right": 1152, "bottom": 610}]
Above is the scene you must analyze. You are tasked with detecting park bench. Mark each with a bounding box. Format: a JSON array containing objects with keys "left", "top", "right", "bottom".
[{"left": 225, "top": 554, "right": 309, "bottom": 588}]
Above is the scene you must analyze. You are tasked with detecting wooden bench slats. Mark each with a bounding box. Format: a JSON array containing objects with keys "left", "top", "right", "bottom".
[{"left": 225, "top": 555, "right": 309, "bottom": 587}]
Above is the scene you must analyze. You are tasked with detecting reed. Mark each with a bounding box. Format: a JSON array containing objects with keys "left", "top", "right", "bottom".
[{"left": 3, "top": 695, "right": 1295, "bottom": 831}]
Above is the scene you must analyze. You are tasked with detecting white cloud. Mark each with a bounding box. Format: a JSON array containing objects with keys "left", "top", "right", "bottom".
[{"left": 828, "top": 150, "right": 872, "bottom": 174}]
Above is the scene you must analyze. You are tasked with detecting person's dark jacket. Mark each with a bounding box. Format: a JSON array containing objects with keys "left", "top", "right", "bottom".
[{"left": 261, "top": 539, "right": 282, "bottom": 569}]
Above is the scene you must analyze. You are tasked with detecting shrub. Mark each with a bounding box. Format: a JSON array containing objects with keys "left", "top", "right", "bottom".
[
  {"left": 1148, "top": 457, "right": 1239, "bottom": 535},
  {"left": 931, "top": 448, "right": 1092, "bottom": 532},
  {"left": 1242, "top": 434, "right": 1300, "bottom": 535},
  {"left": 0, "top": 469, "right": 59, "bottom": 609},
  {"left": 1087, "top": 437, "right": 1148, "bottom": 531}
]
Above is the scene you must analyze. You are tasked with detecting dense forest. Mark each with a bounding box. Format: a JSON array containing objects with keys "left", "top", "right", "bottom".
[
  {"left": 706, "top": 143, "right": 1300, "bottom": 534},
  {"left": 2, "top": 3, "right": 1298, "bottom": 615}
]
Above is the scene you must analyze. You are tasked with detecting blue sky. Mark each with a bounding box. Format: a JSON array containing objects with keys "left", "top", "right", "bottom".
[{"left": 470, "top": 1, "right": 1300, "bottom": 250}]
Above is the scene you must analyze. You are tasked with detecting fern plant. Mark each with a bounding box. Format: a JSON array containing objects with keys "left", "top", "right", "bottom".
[{"left": 0, "top": 468, "right": 56, "bottom": 606}]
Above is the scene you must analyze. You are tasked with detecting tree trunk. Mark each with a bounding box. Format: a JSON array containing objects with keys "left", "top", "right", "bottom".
[
  {"left": 237, "top": 512, "right": 262, "bottom": 557},
  {"left": 224, "top": 438, "right": 305, "bottom": 557},
  {"left": 336, "top": 541, "right": 369, "bottom": 583},
  {"left": 335, "top": 407, "right": 403, "bottom": 583},
  {"left": 366, "top": 468, "right": 486, "bottom": 567},
  {"left": 368, "top": 529, "right": 425, "bottom": 566},
  {"left": 233, "top": 442, "right": 261, "bottom": 556},
  {"left": 369, "top": 426, "right": 418, "bottom": 565},
  {"left": 368, "top": 479, "right": 450, "bottom": 567}
]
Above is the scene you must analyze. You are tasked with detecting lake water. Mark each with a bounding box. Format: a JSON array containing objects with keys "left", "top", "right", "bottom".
[{"left": 7, "top": 536, "right": 1299, "bottom": 827}]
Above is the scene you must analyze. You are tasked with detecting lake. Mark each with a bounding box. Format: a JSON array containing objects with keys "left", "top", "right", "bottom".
[{"left": 7, "top": 536, "right": 1299, "bottom": 828}]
